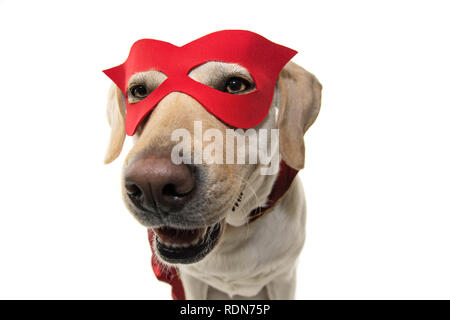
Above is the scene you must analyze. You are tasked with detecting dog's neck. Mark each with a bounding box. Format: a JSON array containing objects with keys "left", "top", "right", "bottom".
[{"left": 248, "top": 160, "right": 298, "bottom": 223}]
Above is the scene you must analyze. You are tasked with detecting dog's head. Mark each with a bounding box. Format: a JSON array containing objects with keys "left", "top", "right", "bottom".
[{"left": 104, "top": 61, "right": 321, "bottom": 265}]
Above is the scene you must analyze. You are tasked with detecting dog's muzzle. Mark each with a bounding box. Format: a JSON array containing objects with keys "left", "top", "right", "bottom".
[{"left": 124, "top": 153, "right": 195, "bottom": 213}]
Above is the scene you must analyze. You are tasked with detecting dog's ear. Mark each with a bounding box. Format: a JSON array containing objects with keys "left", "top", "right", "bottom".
[
  {"left": 277, "top": 62, "right": 322, "bottom": 170},
  {"left": 104, "top": 84, "right": 126, "bottom": 164}
]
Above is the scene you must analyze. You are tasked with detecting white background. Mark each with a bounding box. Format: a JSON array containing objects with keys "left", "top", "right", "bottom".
[{"left": 0, "top": 0, "right": 449, "bottom": 299}]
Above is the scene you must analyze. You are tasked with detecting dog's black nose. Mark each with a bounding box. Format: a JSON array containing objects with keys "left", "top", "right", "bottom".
[{"left": 124, "top": 154, "right": 195, "bottom": 212}]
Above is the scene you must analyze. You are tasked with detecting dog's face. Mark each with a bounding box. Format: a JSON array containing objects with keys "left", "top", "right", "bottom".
[{"left": 105, "top": 61, "right": 321, "bottom": 265}]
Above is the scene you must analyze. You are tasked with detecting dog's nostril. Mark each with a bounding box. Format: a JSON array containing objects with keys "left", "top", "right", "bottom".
[
  {"left": 126, "top": 183, "right": 143, "bottom": 200},
  {"left": 162, "top": 183, "right": 191, "bottom": 198}
]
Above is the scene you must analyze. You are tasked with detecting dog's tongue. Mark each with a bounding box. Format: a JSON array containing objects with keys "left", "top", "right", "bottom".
[{"left": 154, "top": 226, "right": 205, "bottom": 245}]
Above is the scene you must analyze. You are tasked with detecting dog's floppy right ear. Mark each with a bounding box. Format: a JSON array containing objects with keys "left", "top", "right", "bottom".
[{"left": 104, "top": 84, "right": 126, "bottom": 164}]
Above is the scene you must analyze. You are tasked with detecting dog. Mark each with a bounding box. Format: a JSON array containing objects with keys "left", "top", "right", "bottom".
[{"left": 104, "top": 60, "right": 321, "bottom": 299}]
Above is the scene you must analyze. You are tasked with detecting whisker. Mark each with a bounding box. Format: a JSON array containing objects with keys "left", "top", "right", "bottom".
[{"left": 227, "top": 172, "right": 262, "bottom": 240}]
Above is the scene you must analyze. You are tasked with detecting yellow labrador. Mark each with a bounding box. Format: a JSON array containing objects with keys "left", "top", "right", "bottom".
[{"left": 104, "top": 61, "right": 321, "bottom": 299}]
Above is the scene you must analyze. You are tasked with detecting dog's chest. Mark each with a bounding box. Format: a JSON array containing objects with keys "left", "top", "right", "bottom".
[{"left": 179, "top": 207, "right": 305, "bottom": 297}]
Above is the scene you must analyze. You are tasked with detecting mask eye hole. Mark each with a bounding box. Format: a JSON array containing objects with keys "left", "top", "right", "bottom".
[
  {"left": 224, "top": 77, "right": 253, "bottom": 94},
  {"left": 188, "top": 62, "right": 256, "bottom": 95},
  {"left": 127, "top": 70, "right": 167, "bottom": 103}
]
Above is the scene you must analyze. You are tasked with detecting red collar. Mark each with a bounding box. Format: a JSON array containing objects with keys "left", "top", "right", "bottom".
[
  {"left": 248, "top": 160, "right": 298, "bottom": 223},
  {"left": 147, "top": 160, "right": 298, "bottom": 299}
]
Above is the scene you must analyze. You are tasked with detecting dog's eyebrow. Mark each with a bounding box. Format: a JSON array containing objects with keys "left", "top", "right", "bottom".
[
  {"left": 219, "top": 64, "right": 252, "bottom": 79},
  {"left": 127, "top": 73, "right": 146, "bottom": 86},
  {"left": 127, "top": 70, "right": 168, "bottom": 88},
  {"left": 219, "top": 69, "right": 253, "bottom": 82}
]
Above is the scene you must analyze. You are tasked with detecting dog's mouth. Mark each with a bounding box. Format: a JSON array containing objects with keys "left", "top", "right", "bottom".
[{"left": 152, "top": 220, "right": 225, "bottom": 264}]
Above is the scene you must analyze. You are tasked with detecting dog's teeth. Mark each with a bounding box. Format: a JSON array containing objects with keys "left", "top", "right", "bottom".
[
  {"left": 159, "top": 238, "right": 178, "bottom": 248},
  {"left": 158, "top": 232, "right": 205, "bottom": 248},
  {"left": 194, "top": 233, "right": 205, "bottom": 245},
  {"left": 160, "top": 239, "right": 172, "bottom": 247},
  {"left": 189, "top": 238, "right": 200, "bottom": 246}
]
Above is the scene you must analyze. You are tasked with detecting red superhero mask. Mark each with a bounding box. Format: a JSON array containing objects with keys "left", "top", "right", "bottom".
[{"left": 103, "top": 30, "right": 297, "bottom": 135}]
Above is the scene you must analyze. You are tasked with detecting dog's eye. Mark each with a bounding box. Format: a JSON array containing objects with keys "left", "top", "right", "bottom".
[
  {"left": 224, "top": 77, "right": 252, "bottom": 94},
  {"left": 129, "top": 84, "right": 149, "bottom": 99}
]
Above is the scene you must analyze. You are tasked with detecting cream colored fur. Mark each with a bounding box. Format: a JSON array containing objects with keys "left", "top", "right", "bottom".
[{"left": 105, "top": 61, "right": 321, "bottom": 299}]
